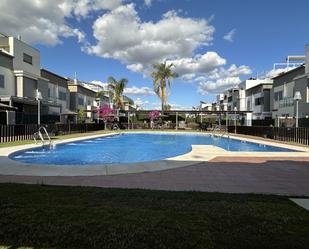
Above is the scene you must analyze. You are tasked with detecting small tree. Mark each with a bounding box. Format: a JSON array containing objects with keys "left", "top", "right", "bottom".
[
  {"left": 77, "top": 109, "right": 86, "bottom": 123},
  {"left": 149, "top": 110, "right": 161, "bottom": 121},
  {"left": 98, "top": 105, "right": 115, "bottom": 129},
  {"left": 149, "top": 110, "right": 161, "bottom": 129}
]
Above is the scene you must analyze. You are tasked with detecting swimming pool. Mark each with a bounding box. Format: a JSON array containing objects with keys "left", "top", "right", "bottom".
[{"left": 10, "top": 133, "right": 296, "bottom": 165}]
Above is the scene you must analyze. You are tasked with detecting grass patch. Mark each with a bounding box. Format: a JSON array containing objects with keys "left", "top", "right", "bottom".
[
  {"left": 0, "top": 183, "right": 308, "bottom": 249},
  {"left": 0, "top": 140, "right": 34, "bottom": 148}
]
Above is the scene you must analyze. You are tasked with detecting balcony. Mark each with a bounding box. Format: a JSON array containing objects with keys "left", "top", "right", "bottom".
[{"left": 279, "top": 97, "right": 294, "bottom": 108}]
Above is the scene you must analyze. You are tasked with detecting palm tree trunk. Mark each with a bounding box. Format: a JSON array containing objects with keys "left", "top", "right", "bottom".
[{"left": 161, "top": 86, "right": 166, "bottom": 111}]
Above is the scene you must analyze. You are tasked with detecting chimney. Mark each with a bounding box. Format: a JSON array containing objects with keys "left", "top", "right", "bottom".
[
  {"left": 74, "top": 72, "right": 77, "bottom": 84},
  {"left": 306, "top": 44, "right": 309, "bottom": 74}
]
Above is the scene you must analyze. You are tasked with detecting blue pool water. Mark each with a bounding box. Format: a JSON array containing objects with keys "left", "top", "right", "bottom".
[{"left": 10, "top": 133, "right": 296, "bottom": 165}]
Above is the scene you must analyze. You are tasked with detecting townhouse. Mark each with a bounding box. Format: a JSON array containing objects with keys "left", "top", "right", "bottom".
[
  {"left": 67, "top": 78, "right": 97, "bottom": 123},
  {"left": 209, "top": 43, "right": 309, "bottom": 127},
  {"left": 40, "top": 69, "right": 71, "bottom": 123},
  {"left": 271, "top": 61, "right": 309, "bottom": 126},
  {"left": 0, "top": 34, "right": 117, "bottom": 125},
  {"left": 246, "top": 81, "right": 273, "bottom": 121},
  {"left": 0, "top": 34, "right": 61, "bottom": 124},
  {"left": 216, "top": 93, "right": 227, "bottom": 111}
]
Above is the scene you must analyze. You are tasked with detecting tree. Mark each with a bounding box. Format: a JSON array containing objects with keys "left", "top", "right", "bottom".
[
  {"left": 148, "top": 110, "right": 161, "bottom": 121},
  {"left": 149, "top": 110, "right": 161, "bottom": 129},
  {"left": 107, "top": 76, "right": 128, "bottom": 110},
  {"left": 98, "top": 105, "right": 115, "bottom": 129},
  {"left": 77, "top": 109, "right": 86, "bottom": 123},
  {"left": 151, "top": 62, "right": 178, "bottom": 111}
]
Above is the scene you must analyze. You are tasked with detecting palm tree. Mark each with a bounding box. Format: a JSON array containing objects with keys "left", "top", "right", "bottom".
[
  {"left": 151, "top": 62, "right": 178, "bottom": 111},
  {"left": 107, "top": 76, "right": 128, "bottom": 110}
]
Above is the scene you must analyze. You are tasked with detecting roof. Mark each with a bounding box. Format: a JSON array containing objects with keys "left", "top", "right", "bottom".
[
  {"left": 41, "top": 68, "right": 68, "bottom": 81},
  {"left": 272, "top": 65, "right": 305, "bottom": 79},
  {"left": 0, "top": 50, "right": 13, "bottom": 58}
]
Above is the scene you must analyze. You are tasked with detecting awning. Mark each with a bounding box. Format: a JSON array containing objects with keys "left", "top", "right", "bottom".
[
  {"left": 61, "top": 109, "right": 78, "bottom": 115},
  {"left": 0, "top": 103, "right": 17, "bottom": 111}
]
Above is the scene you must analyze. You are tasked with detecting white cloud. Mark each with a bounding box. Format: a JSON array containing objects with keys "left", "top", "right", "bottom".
[
  {"left": 223, "top": 29, "right": 236, "bottom": 42},
  {"left": 197, "top": 64, "right": 252, "bottom": 94},
  {"left": 87, "top": 4, "right": 215, "bottom": 72},
  {"left": 198, "top": 77, "right": 241, "bottom": 95},
  {"left": 265, "top": 66, "right": 296, "bottom": 78},
  {"left": 167, "top": 52, "right": 226, "bottom": 76},
  {"left": 124, "top": 86, "right": 155, "bottom": 96},
  {"left": 83, "top": 3, "right": 251, "bottom": 97},
  {"left": 144, "top": 0, "right": 152, "bottom": 7},
  {"left": 134, "top": 98, "right": 149, "bottom": 109},
  {"left": 181, "top": 74, "right": 196, "bottom": 82},
  {"left": 126, "top": 64, "right": 144, "bottom": 73},
  {"left": 0, "top": 0, "right": 122, "bottom": 46},
  {"left": 91, "top": 80, "right": 109, "bottom": 89}
]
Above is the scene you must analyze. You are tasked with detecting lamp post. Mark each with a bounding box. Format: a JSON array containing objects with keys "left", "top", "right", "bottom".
[
  {"left": 36, "top": 90, "right": 42, "bottom": 126},
  {"left": 234, "top": 107, "right": 237, "bottom": 134},
  {"left": 226, "top": 111, "right": 229, "bottom": 133},
  {"left": 294, "top": 91, "right": 302, "bottom": 128}
]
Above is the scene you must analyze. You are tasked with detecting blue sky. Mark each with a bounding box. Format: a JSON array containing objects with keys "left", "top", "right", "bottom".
[{"left": 2, "top": 0, "right": 308, "bottom": 109}]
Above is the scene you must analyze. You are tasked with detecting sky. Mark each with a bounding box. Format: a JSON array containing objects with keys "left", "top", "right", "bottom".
[{"left": 1, "top": 0, "right": 308, "bottom": 110}]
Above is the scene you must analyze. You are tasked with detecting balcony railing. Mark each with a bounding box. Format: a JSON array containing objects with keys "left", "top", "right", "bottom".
[{"left": 279, "top": 97, "right": 294, "bottom": 108}]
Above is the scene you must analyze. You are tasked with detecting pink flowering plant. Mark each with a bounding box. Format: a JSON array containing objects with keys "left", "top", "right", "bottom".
[
  {"left": 149, "top": 110, "right": 161, "bottom": 121},
  {"left": 98, "top": 105, "right": 115, "bottom": 122}
]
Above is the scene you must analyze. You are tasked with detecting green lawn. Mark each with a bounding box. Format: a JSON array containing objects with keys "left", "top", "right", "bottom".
[{"left": 0, "top": 184, "right": 308, "bottom": 249}]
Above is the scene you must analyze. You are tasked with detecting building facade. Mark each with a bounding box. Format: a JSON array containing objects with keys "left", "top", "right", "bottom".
[
  {"left": 0, "top": 35, "right": 60, "bottom": 124},
  {"left": 246, "top": 82, "right": 273, "bottom": 120},
  {"left": 271, "top": 65, "right": 309, "bottom": 126},
  {"left": 68, "top": 79, "right": 97, "bottom": 123}
]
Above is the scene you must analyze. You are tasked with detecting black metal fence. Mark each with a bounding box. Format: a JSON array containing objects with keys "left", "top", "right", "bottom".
[
  {"left": 2, "top": 122, "right": 309, "bottom": 146},
  {"left": 229, "top": 126, "right": 309, "bottom": 146},
  {"left": 0, "top": 123, "right": 104, "bottom": 143}
]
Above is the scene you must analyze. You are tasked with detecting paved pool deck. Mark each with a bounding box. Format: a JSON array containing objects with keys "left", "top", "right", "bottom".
[
  {"left": 0, "top": 131, "right": 309, "bottom": 196},
  {"left": 1, "top": 157, "right": 309, "bottom": 196}
]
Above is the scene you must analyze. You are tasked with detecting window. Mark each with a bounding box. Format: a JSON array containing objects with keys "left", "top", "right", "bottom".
[
  {"left": 0, "top": 74, "right": 4, "bottom": 88},
  {"left": 23, "top": 53, "right": 33, "bottom": 64},
  {"left": 255, "top": 97, "right": 264, "bottom": 106},
  {"left": 247, "top": 101, "right": 251, "bottom": 111},
  {"left": 274, "top": 91, "right": 283, "bottom": 101},
  {"left": 48, "top": 88, "right": 51, "bottom": 98},
  {"left": 78, "top": 97, "right": 84, "bottom": 105},
  {"left": 58, "top": 91, "right": 66, "bottom": 101}
]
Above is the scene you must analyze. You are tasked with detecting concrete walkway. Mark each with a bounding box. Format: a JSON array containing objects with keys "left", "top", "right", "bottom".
[{"left": 1, "top": 157, "right": 309, "bottom": 196}]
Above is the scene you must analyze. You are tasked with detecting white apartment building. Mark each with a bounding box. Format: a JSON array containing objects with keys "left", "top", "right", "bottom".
[
  {"left": 246, "top": 82, "right": 273, "bottom": 120},
  {"left": 216, "top": 93, "right": 227, "bottom": 111},
  {"left": 238, "top": 79, "right": 270, "bottom": 111}
]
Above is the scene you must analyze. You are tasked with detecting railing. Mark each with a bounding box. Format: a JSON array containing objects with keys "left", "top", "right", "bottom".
[
  {"left": 0, "top": 123, "right": 104, "bottom": 143},
  {"left": 228, "top": 126, "right": 309, "bottom": 146},
  {"left": 279, "top": 97, "right": 294, "bottom": 108}
]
